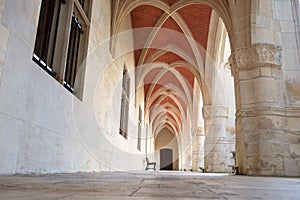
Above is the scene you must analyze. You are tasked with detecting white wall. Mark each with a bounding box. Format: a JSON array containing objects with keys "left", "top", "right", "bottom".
[{"left": 0, "top": 0, "right": 145, "bottom": 174}]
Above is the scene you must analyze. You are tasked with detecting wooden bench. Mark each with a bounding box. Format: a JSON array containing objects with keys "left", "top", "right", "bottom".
[
  {"left": 228, "top": 151, "right": 239, "bottom": 175},
  {"left": 199, "top": 167, "right": 205, "bottom": 173},
  {"left": 228, "top": 165, "right": 239, "bottom": 175},
  {"left": 145, "top": 157, "right": 156, "bottom": 170}
]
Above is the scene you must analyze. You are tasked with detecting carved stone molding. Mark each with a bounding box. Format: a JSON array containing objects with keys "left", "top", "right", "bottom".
[
  {"left": 229, "top": 43, "right": 282, "bottom": 75},
  {"left": 197, "top": 127, "right": 205, "bottom": 136},
  {"left": 202, "top": 105, "right": 229, "bottom": 118}
]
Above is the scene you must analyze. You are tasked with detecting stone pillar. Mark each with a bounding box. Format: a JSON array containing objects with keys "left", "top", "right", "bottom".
[
  {"left": 179, "top": 132, "right": 187, "bottom": 171},
  {"left": 191, "top": 126, "right": 198, "bottom": 171},
  {"left": 192, "top": 127, "right": 205, "bottom": 171},
  {"left": 230, "top": 43, "right": 289, "bottom": 176},
  {"left": 180, "top": 149, "right": 186, "bottom": 171},
  {"left": 184, "top": 136, "right": 192, "bottom": 171},
  {"left": 203, "top": 105, "right": 231, "bottom": 172}
]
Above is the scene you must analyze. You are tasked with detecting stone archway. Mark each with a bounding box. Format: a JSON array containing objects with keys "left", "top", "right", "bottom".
[
  {"left": 110, "top": 0, "right": 299, "bottom": 176},
  {"left": 0, "top": 0, "right": 299, "bottom": 178},
  {"left": 110, "top": 0, "right": 244, "bottom": 174}
]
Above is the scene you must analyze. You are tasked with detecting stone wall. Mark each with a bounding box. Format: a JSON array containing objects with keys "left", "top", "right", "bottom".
[
  {"left": 276, "top": 0, "right": 300, "bottom": 176},
  {"left": 231, "top": 0, "right": 300, "bottom": 176}
]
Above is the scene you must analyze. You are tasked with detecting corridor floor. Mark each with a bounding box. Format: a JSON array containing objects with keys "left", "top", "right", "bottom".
[{"left": 0, "top": 171, "right": 299, "bottom": 199}]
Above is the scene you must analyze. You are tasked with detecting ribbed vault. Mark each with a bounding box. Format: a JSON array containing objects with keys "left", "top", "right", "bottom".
[
  {"left": 129, "top": 1, "right": 212, "bottom": 135},
  {"left": 130, "top": 1, "right": 209, "bottom": 135},
  {"left": 111, "top": 0, "right": 235, "bottom": 136}
]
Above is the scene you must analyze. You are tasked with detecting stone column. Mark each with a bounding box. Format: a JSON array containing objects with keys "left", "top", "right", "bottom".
[
  {"left": 179, "top": 132, "right": 187, "bottom": 171},
  {"left": 180, "top": 139, "right": 188, "bottom": 171},
  {"left": 203, "top": 105, "right": 231, "bottom": 172},
  {"left": 184, "top": 136, "right": 192, "bottom": 171},
  {"left": 192, "top": 127, "right": 205, "bottom": 171},
  {"left": 230, "top": 43, "right": 289, "bottom": 176}
]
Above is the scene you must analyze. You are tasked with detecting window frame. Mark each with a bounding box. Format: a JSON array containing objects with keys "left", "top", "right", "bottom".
[
  {"left": 137, "top": 106, "right": 142, "bottom": 151},
  {"left": 119, "top": 66, "right": 131, "bottom": 139},
  {"left": 32, "top": 0, "right": 92, "bottom": 100},
  {"left": 33, "top": 0, "right": 66, "bottom": 77}
]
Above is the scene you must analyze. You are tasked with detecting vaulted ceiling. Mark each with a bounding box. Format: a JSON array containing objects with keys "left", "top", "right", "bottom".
[{"left": 130, "top": 1, "right": 212, "bottom": 135}]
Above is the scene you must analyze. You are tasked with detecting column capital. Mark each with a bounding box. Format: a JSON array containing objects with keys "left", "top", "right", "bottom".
[{"left": 229, "top": 43, "right": 282, "bottom": 75}]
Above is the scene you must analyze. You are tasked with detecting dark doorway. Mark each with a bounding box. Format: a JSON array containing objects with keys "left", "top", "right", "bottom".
[{"left": 160, "top": 148, "right": 173, "bottom": 170}]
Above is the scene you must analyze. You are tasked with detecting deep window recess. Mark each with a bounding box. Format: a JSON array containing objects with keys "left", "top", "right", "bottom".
[
  {"left": 137, "top": 106, "right": 142, "bottom": 151},
  {"left": 33, "top": 0, "right": 91, "bottom": 99},
  {"left": 33, "top": 0, "right": 66, "bottom": 77},
  {"left": 119, "top": 67, "right": 130, "bottom": 139},
  {"left": 64, "top": 12, "right": 83, "bottom": 93},
  {"left": 78, "top": 0, "right": 85, "bottom": 7}
]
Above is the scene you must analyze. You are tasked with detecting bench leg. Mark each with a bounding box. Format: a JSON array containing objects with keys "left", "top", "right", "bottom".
[
  {"left": 234, "top": 168, "right": 239, "bottom": 175},
  {"left": 146, "top": 163, "right": 156, "bottom": 170}
]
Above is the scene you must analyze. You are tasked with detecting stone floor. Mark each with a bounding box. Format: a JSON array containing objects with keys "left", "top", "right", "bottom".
[{"left": 0, "top": 171, "right": 299, "bottom": 199}]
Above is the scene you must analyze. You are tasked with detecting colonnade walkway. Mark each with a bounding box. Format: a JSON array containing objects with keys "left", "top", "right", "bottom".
[{"left": 0, "top": 171, "right": 299, "bottom": 199}]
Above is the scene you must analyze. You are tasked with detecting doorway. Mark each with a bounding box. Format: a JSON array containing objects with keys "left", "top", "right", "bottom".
[{"left": 160, "top": 148, "right": 173, "bottom": 170}]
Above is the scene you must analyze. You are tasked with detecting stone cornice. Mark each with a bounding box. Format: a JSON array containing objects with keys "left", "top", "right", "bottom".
[
  {"left": 235, "top": 106, "right": 300, "bottom": 118},
  {"left": 202, "top": 105, "right": 229, "bottom": 118},
  {"left": 229, "top": 43, "right": 282, "bottom": 75}
]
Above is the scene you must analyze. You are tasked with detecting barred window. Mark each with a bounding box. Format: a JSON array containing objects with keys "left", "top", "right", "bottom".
[
  {"left": 137, "top": 106, "right": 142, "bottom": 151},
  {"left": 64, "top": 12, "right": 83, "bottom": 92},
  {"left": 120, "top": 67, "right": 130, "bottom": 139},
  {"left": 33, "top": 0, "right": 91, "bottom": 99},
  {"left": 33, "top": 0, "right": 65, "bottom": 76}
]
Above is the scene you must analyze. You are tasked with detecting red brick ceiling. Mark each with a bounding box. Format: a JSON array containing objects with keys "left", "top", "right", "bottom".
[
  {"left": 154, "top": 52, "right": 184, "bottom": 64},
  {"left": 161, "top": 0, "right": 179, "bottom": 6},
  {"left": 177, "top": 4, "right": 212, "bottom": 50},
  {"left": 130, "top": 2, "right": 212, "bottom": 133}
]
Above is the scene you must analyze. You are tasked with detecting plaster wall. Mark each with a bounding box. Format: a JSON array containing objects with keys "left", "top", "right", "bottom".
[{"left": 0, "top": 0, "right": 145, "bottom": 174}]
